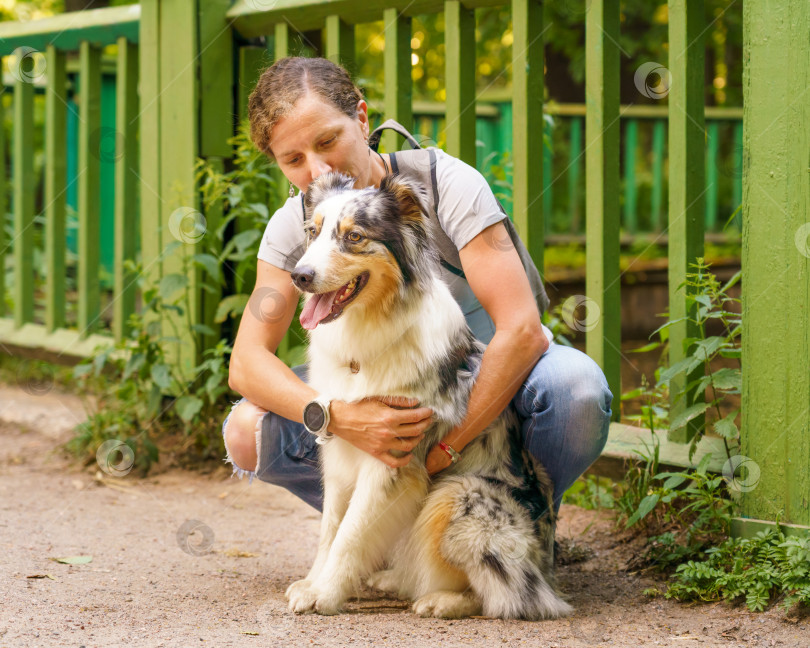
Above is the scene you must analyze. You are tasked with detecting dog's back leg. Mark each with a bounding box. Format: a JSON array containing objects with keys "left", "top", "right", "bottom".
[
  {"left": 410, "top": 476, "right": 571, "bottom": 620},
  {"left": 442, "top": 478, "right": 572, "bottom": 620}
]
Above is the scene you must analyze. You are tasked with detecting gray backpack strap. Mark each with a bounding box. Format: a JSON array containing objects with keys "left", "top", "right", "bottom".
[{"left": 369, "top": 119, "right": 422, "bottom": 152}]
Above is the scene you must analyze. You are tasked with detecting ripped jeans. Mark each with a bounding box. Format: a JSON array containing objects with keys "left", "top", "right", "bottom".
[{"left": 221, "top": 340, "right": 613, "bottom": 513}]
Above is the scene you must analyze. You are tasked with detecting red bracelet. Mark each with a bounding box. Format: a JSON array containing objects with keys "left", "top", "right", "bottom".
[{"left": 438, "top": 441, "right": 461, "bottom": 464}]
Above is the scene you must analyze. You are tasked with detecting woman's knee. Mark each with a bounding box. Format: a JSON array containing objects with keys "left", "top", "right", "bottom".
[{"left": 223, "top": 400, "right": 267, "bottom": 473}]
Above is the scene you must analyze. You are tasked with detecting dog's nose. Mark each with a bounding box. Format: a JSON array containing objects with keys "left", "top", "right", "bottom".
[{"left": 291, "top": 266, "right": 316, "bottom": 290}]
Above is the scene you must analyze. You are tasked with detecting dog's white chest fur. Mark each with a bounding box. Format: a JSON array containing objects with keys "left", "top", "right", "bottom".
[{"left": 306, "top": 278, "right": 465, "bottom": 405}]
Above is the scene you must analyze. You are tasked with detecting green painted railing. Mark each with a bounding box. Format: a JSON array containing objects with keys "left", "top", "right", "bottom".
[
  {"left": 0, "top": 1, "right": 807, "bottom": 531},
  {"left": 0, "top": 5, "right": 140, "bottom": 357}
]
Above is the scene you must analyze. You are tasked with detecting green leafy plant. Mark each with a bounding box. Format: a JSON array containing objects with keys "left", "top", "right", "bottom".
[
  {"left": 644, "top": 258, "right": 742, "bottom": 462},
  {"left": 66, "top": 123, "right": 307, "bottom": 473},
  {"left": 667, "top": 528, "right": 810, "bottom": 613}
]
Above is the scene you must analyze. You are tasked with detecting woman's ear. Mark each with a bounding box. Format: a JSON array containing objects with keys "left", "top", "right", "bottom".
[{"left": 356, "top": 100, "right": 370, "bottom": 135}]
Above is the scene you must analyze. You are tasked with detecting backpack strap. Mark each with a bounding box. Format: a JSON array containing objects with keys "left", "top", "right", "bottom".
[{"left": 369, "top": 119, "right": 422, "bottom": 152}]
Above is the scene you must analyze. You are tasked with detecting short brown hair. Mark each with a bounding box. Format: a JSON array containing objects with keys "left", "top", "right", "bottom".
[{"left": 248, "top": 57, "right": 364, "bottom": 159}]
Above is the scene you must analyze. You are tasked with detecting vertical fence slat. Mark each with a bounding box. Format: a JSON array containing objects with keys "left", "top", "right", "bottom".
[
  {"left": 705, "top": 120, "right": 719, "bottom": 231},
  {"left": 668, "top": 0, "right": 705, "bottom": 442},
  {"left": 13, "top": 66, "right": 35, "bottom": 327},
  {"left": 543, "top": 119, "right": 552, "bottom": 232},
  {"left": 0, "top": 86, "right": 5, "bottom": 316},
  {"left": 444, "top": 0, "right": 476, "bottom": 165},
  {"left": 651, "top": 118, "right": 665, "bottom": 230},
  {"left": 113, "top": 38, "right": 139, "bottom": 343},
  {"left": 511, "top": 0, "right": 544, "bottom": 267},
  {"left": 45, "top": 45, "right": 67, "bottom": 333},
  {"left": 623, "top": 119, "right": 638, "bottom": 233},
  {"left": 567, "top": 117, "right": 582, "bottom": 233},
  {"left": 160, "top": 0, "right": 201, "bottom": 375},
  {"left": 238, "top": 46, "right": 266, "bottom": 124},
  {"left": 325, "top": 15, "right": 354, "bottom": 70},
  {"left": 275, "top": 22, "right": 290, "bottom": 57},
  {"left": 740, "top": 0, "right": 810, "bottom": 529},
  {"left": 78, "top": 41, "right": 102, "bottom": 336},
  {"left": 383, "top": 8, "right": 412, "bottom": 153},
  {"left": 139, "top": 0, "right": 161, "bottom": 320},
  {"left": 585, "top": 0, "right": 621, "bottom": 416},
  {"left": 199, "top": 0, "right": 233, "bottom": 353}
]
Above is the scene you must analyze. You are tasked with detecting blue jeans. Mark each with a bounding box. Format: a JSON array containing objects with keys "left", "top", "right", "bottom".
[{"left": 222, "top": 342, "right": 612, "bottom": 513}]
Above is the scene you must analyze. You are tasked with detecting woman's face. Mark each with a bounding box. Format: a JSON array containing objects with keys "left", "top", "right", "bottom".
[{"left": 269, "top": 93, "right": 374, "bottom": 193}]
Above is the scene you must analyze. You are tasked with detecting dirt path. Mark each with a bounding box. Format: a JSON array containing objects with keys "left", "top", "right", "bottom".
[{"left": 0, "top": 384, "right": 806, "bottom": 648}]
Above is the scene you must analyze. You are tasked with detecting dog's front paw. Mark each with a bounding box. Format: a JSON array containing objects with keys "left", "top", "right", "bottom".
[
  {"left": 413, "top": 591, "right": 482, "bottom": 619},
  {"left": 285, "top": 579, "right": 318, "bottom": 614},
  {"left": 312, "top": 588, "right": 344, "bottom": 616}
]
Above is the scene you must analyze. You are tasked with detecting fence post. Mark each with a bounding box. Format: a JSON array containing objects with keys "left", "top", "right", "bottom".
[
  {"left": 382, "top": 8, "right": 412, "bottom": 153},
  {"left": 739, "top": 0, "right": 810, "bottom": 530},
  {"left": 667, "top": 0, "right": 705, "bottom": 443},
  {"left": 585, "top": 0, "right": 621, "bottom": 418},
  {"left": 139, "top": 0, "right": 233, "bottom": 379},
  {"left": 511, "top": 0, "right": 544, "bottom": 268}
]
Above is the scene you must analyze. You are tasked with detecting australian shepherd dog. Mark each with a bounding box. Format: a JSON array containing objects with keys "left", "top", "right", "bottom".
[{"left": 285, "top": 172, "right": 572, "bottom": 620}]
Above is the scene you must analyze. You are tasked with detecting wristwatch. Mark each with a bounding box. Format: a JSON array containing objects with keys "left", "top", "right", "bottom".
[{"left": 303, "top": 397, "right": 334, "bottom": 445}]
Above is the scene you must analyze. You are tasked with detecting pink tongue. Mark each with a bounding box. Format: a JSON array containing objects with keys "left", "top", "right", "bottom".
[{"left": 300, "top": 290, "right": 339, "bottom": 330}]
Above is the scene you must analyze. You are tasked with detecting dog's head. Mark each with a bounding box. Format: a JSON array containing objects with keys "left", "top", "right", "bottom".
[{"left": 292, "top": 172, "right": 435, "bottom": 330}]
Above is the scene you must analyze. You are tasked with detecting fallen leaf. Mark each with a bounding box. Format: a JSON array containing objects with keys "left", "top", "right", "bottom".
[
  {"left": 27, "top": 574, "right": 56, "bottom": 580},
  {"left": 51, "top": 555, "right": 93, "bottom": 565},
  {"left": 240, "top": 631, "right": 259, "bottom": 635},
  {"left": 223, "top": 548, "right": 258, "bottom": 558}
]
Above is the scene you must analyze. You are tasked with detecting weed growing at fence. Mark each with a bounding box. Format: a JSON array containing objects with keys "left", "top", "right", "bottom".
[{"left": 614, "top": 261, "right": 809, "bottom": 613}]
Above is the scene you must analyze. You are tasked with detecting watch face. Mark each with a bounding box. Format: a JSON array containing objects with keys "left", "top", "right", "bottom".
[{"left": 304, "top": 402, "right": 326, "bottom": 431}]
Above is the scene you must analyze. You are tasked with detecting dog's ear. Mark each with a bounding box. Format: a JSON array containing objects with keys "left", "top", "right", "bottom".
[
  {"left": 379, "top": 174, "right": 430, "bottom": 230},
  {"left": 303, "top": 172, "right": 356, "bottom": 218}
]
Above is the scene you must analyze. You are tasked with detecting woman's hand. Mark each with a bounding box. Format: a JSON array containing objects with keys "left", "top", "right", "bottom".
[
  {"left": 425, "top": 444, "right": 455, "bottom": 476},
  {"left": 328, "top": 396, "right": 433, "bottom": 469}
]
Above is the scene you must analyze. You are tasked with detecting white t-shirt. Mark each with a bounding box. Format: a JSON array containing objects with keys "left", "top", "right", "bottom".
[{"left": 257, "top": 149, "right": 545, "bottom": 344}]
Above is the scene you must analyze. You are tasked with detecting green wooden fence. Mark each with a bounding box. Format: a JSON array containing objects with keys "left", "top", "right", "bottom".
[{"left": 0, "top": 0, "right": 806, "bottom": 532}]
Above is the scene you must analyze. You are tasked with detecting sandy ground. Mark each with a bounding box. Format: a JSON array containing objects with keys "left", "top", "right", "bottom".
[{"left": 0, "top": 383, "right": 808, "bottom": 648}]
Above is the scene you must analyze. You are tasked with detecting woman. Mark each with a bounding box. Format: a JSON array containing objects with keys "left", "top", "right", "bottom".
[{"left": 223, "top": 57, "right": 612, "bottom": 514}]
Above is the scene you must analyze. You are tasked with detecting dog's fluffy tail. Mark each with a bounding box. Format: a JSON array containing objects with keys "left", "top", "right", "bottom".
[{"left": 440, "top": 478, "right": 573, "bottom": 620}]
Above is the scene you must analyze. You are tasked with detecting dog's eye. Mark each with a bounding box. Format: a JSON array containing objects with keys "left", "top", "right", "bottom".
[
  {"left": 347, "top": 231, "right": 364, "bottom": 243},
  {"left": 306, "top": 226, "right": 318, "bottom": 238}
]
